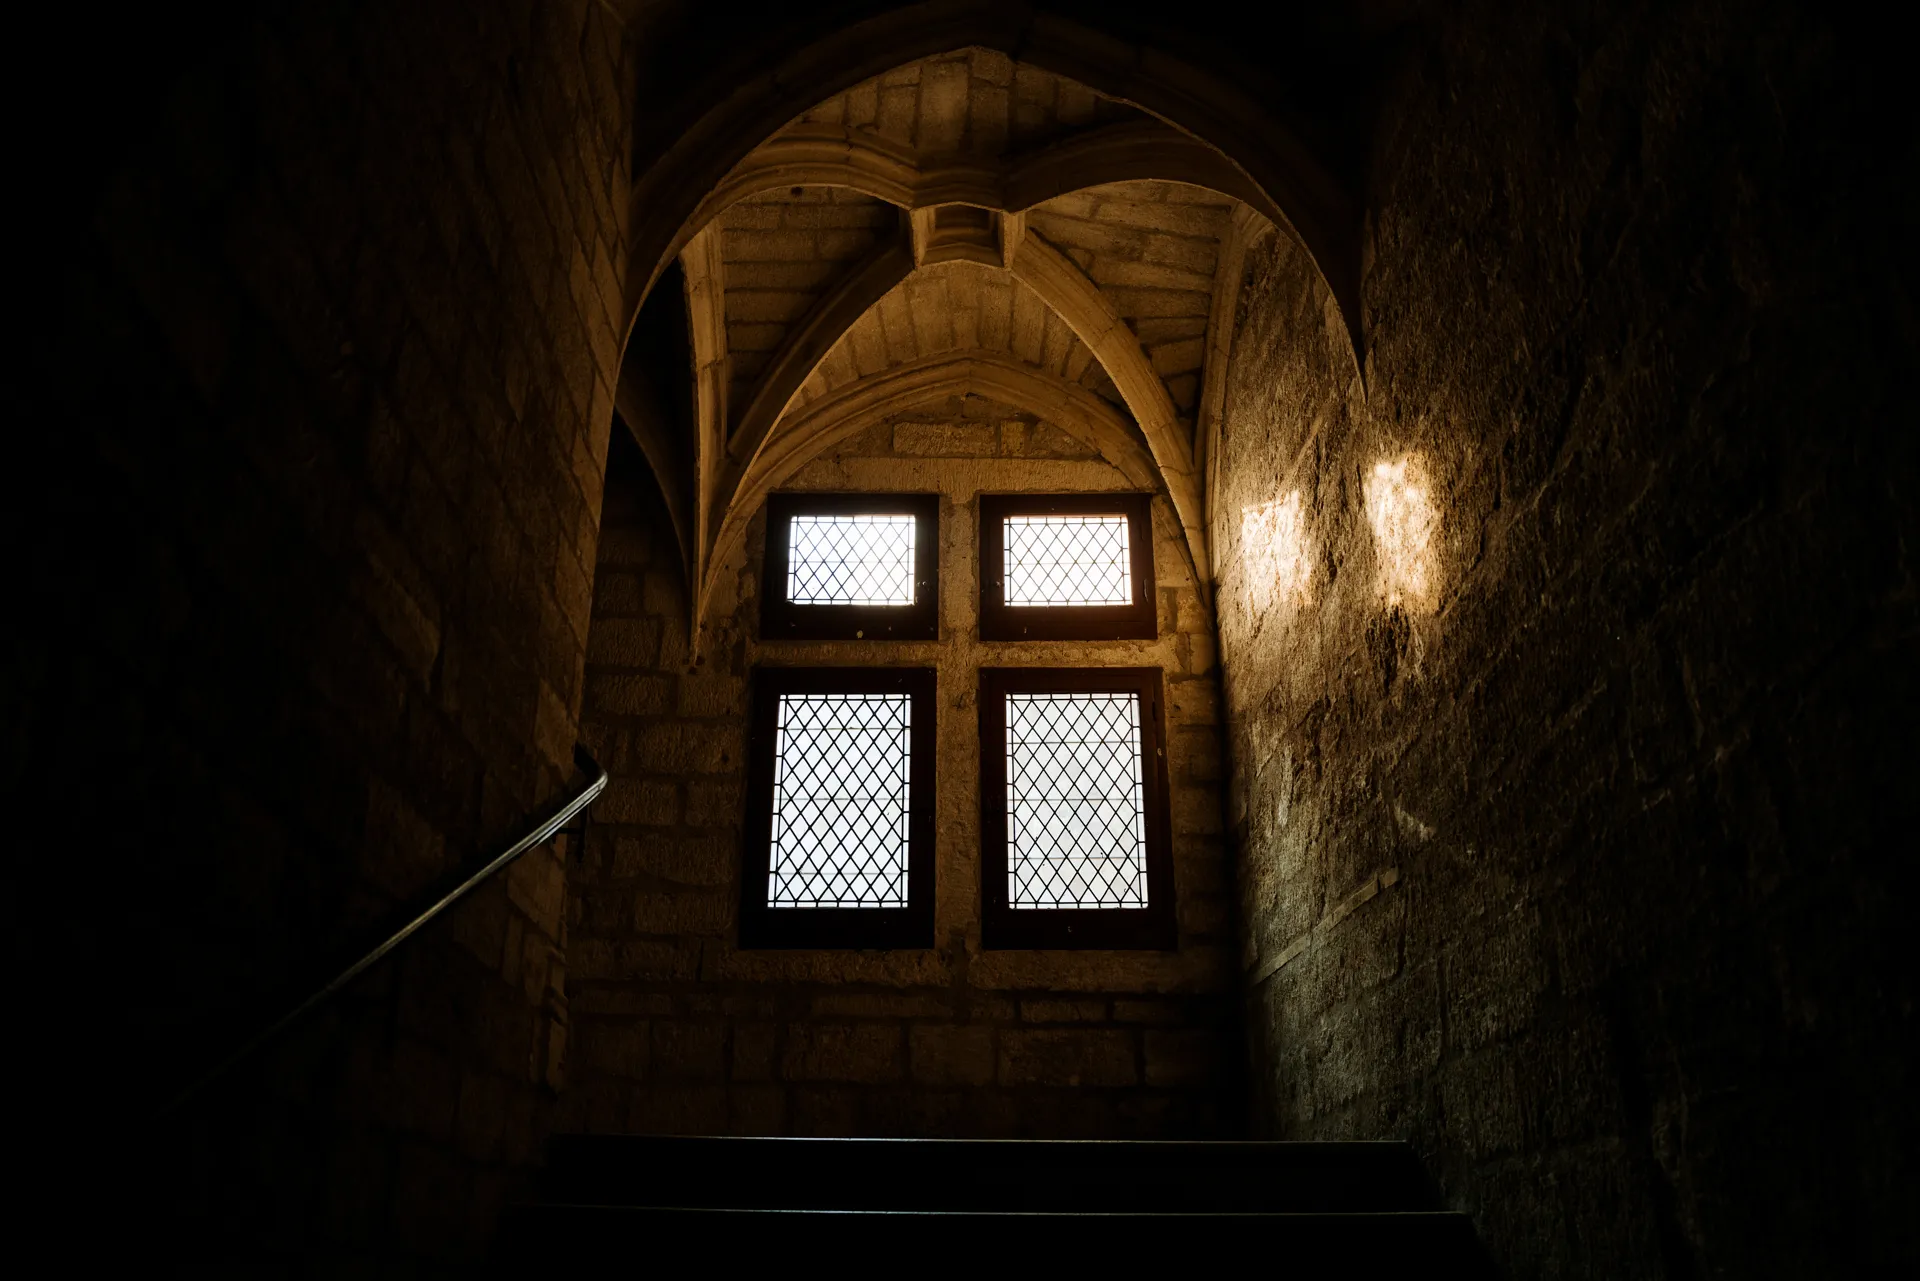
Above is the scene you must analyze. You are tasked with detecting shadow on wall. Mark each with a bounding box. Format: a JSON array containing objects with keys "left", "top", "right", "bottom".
[{"left": 1214, "top": 3, "right": 1915, "bottom": 1277}]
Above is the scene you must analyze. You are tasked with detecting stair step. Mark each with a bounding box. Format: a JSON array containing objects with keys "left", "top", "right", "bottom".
[
  {"left": 539, "top": 1135, "right": 1444, "bottom": 1213},
  {"left": 495, "top": 1204, "right": 1488, "bottom": 1269}
]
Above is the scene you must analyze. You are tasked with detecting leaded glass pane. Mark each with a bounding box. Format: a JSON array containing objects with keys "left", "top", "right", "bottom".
[
  {"left": 768, "top": 693, "right": 912, "bottom": 907},
  {"left": 788, "top": 514, "right": 917, "bottom": 605},
  {"left": 1002, "top": 514, "right": 1132, "bottom": 605},
  {"left": 1004, "top": 692, "right": 1149, "bottom": 908}
]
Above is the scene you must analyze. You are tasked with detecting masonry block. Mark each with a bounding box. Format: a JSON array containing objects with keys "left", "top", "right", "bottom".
[
  {"left": 781, "top": 1023, "right": 905, "bottom": 1084},
  {"left": 909, "top": 1024, "right": 995, "bottom": 1086},
  {"left": 998, "top": 1029, "right": 1137, "bottom": 1087}
]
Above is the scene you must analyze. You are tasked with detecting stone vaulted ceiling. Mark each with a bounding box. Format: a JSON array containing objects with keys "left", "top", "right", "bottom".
[{"left": 628, "top": 48, "right": 1286, "bottom": 626}]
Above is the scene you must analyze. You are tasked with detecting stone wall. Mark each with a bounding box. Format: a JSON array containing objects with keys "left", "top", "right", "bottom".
[
  {"left": 20, "top": 0, "right": 630, "bottom": 1269},
  {"left": 566, "top": 396, "right": 1235, "bottom": 1137},
  {"left": 1214, "top": 2, "right": 1914, "bottom": 1276}
]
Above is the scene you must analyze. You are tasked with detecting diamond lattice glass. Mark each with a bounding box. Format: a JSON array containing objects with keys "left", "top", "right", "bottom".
[
  {"left": 788, "top": 515, "right": 917, "bottom": 605},
  {"left": 1003, "top": 515, "right": 1132, "bottom": 605},
  {"left": 767, "top": 693, "right": 912, "bottom": 908},
  {"left": 1004, "top": 692, "right": 1149, "bottom": 908}
]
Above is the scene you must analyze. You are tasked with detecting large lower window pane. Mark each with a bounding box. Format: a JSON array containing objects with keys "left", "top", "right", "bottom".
[
  {"left": 768, "top": 692, "right": 912, "bottom": 907},
  {"left": 788, "top": 514, "right": 917, "bottom": 605},
  {"left": 1003, "top": 515, "right": 1132, "bottom": 605},
  {"left": 1004, "top": 692, "right": 1148, "bottom": 908}
]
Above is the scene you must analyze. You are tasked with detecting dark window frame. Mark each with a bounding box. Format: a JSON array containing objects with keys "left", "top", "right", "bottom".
[
  {"left": 739, "top": 666, "right": 937, "bottom": 949},
  {"left": 977, "top": 492, "right": 1157, "bottom": 642},
  {"left": 760, "top": 492, "right": 940, "bottom": 641},
  {"left": 978, "top": 666, "right": 1176, "bottom": 950}
]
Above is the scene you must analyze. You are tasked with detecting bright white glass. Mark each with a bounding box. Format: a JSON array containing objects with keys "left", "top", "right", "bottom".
[
  {"left": 1003, "top": 514, "right": 1132, "bottom": 605},
  {"left": 768, "top": 693, "right": 912, "bottom": 908},
  {"left": 788, "top": 515, "right": 916, "bottom": 605},
  {"left": 1004, "top": 692, "right": 1148, "bottom": 908}
]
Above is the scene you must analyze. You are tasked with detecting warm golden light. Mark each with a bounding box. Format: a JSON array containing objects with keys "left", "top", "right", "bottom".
[
  {"left": 1364, "top": 457, "right": 1438, "bottom": 609},
  {"left": 1239, "top": 490, "right": 1314, "bottom": 617}
]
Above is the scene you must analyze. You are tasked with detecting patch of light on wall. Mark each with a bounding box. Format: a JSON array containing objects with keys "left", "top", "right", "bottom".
[
  {"left": 1364, "top": 457, "right": 1438, "bottom": 610},
  {"left": 1239, "top": 490, "right": 1314, "bottom": 618}
]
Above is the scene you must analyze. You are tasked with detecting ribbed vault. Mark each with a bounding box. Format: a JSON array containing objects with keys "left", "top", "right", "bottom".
[{"left": 621, "top": 48, "right": 1295, "bottom": 630}]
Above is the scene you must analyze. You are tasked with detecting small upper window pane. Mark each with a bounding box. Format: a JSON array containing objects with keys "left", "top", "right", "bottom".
[
  {"left": 768, "top": 692, "right": 913, "bottom": 907},
  {"left": 1004, "top": 691, "right": 1149, "bottom": 908},
  {"left": 788, "top": 514, "right": 917, "bottom": 605},
  {"left": 1004, "top": 515, "right": 1133, "bottom": 606}
]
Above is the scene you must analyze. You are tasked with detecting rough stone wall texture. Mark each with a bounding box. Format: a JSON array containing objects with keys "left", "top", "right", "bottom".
[
  {"left": 21, "top": 0, "right": 629, "bottom": 1269},
  {"left": 1214, "top": 3, "right": 1914, "bottom": 1277},
  {"left": 566, "top": 397, "right": 1235, "bottom": 1138}
]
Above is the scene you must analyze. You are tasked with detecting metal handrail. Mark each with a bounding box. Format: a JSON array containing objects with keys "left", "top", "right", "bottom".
[{"left": 158, "top": 746, "right": 610, "bottom": 1119}]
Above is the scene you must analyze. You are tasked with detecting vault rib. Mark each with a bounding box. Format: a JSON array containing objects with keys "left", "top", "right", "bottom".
[
  {"left": 718, "top": 221, "right": 917, "bottom": 543},
  {"left": 682, "top": 120, "right": 1282, "bottom": 225},
  {"left": 692, "top": 237, "right": 1215, "bottom": 619},
  {"left": 1197, "top": 205, "right": 1270, "bottom": 533},
  {"left": 679, "top": 119, "right": 1293, "bottom": 623},
  {"left": 680, "top": 225, "right": 729, "bottom": 605},
  {"left": 1008, "top": 230, "right": 1211, "bottom": 591}
]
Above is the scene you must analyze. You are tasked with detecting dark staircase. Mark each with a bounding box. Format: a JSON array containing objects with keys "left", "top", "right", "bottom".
[{"left": 494, "top": 1135, "right": 1493, "bottom": 1270}]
